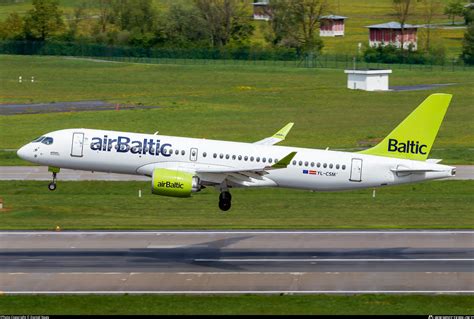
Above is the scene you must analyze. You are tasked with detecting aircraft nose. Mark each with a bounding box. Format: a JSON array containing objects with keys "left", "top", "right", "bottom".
[{"left": 17, "top": 144, "right": 30, "bottom": 161}]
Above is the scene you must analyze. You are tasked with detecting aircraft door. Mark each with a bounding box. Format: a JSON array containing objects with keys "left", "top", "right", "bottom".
[
  {"left": 71, "top": 132, "right": 84, "bottom": 157},
  {"left": 349, "top": 158, "right": 363, "bottom": 182},
  {"left": 190, "top": 147, "right": 198, "bottom": 161}
]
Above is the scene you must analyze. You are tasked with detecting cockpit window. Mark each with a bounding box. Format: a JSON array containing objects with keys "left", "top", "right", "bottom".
[
  {"left": 41, "top": 137, "right": 54, "bottom": 145},
  {"left": 32, "top": 136, "right": 45, "bottom": 143}
]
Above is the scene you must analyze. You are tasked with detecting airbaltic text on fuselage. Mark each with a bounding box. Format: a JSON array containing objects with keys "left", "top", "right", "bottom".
[
  {"left": 90, "top": 136, "right": 172, "bottom": 156},
  {"left": 388, "top": 138, "right": 427, "bottom": 155}
]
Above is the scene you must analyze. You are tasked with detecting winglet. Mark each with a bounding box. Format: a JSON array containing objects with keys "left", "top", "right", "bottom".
[
  {"left": 254, "top": 123, "right": 294, "bottom": 145},
  {"left": 273, "top": 122, "right": 294, "bottom": 141},
  {"left": 271, "top": 152, "right": 297, "bottom": 169}
]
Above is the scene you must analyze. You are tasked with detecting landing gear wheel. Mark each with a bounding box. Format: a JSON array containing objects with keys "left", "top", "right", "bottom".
[
  {"left": 48, "top": 171, "right": 57, "bottom": 191},
  {"left": 218, "top": 191, "right": 232, "bottom": 212},
  {"left": 48, "top": 182, "right": 57, "bottom": 191}
]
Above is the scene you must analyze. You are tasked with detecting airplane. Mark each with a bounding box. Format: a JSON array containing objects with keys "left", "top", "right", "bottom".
[{"left": 17, "top": 93, "right": 456, "bottom": 211}]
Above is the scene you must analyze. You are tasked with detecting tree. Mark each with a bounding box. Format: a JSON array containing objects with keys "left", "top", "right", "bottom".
[
  {"left": 163, "top": 4, "right": 209, "bottom": 47},
  {"left": 461, "top": 23, "right": 474, "bottom": 64},
  {"left": 420, "top": 0, "right": 441, "bottom": 51},
  {"left": 266, "top": 0, "right": 329, "bottom": 55},
  {"left": 23, "top": 0, "right": 64, "bottom": 41},
  {"left": 110, "top": 0, "right": 157, "bottom": 34},
  {"left": 0, "top": 12, "right": 24, "bottom": 40},
  {"left": 392, "top": 0, "right": 415, "bottom": 50},
  {"left": 193, "top": 0, "right": 254, "bottom": 47},
  {"left": 97, "top": 0, "right": 113, "bottom": 33},
  {"left": 444, "top": 0, "right": 465, "bottom": 25}
]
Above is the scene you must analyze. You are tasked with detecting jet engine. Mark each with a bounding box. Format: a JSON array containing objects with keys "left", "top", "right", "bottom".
[{"left": 151, "top": 168, "right": 202, "bottom": 197}]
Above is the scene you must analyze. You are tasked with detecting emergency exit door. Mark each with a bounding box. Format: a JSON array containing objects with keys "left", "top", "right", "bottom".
[
  {"left": 71, "top": 132, "right": 84, "bottom": 157},
  {"left": 349, "top": 158, "right": 363, "bottom": 182}
]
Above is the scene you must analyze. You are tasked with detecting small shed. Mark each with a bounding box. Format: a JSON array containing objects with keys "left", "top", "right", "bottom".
[
  {"left": 253, "top": 0, "right": 270, "bottom": 21},
  {"left": 319, "top": 15, "right": 347, "bottom": 37},
  {"left": 344, "top": 69, "right": 392, "bottom": 91},
  {"left": 367, "top": 22, "right": 418, "bottom": 50}
]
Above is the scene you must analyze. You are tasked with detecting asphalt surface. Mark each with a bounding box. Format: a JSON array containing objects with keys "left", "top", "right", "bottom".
[
  {"left": 1, "top": 231, "right": 473, "bottom": 294},
  {"left": 0, "top": 101, "right": 161, "bottom": 115},
  {"left": 0, "top": 165, "right": 473, "bottom": 181}
]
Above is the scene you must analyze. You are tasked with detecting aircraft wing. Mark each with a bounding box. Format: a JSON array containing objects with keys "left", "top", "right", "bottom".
[
  {"left": 254, "top": 123, "right": 294, "bottom": 146},
  {"left": 196, "top": 152, "right": 296, "bottom": 187},
  {"left": 136, "top": 152, "right": 297, "bottom": 187}
]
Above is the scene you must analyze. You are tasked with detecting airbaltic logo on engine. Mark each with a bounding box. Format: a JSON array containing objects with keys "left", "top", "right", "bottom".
[
  {"left": 90, "top": 135, "right": 172, "bottom": 157},
  {"left": 388, "top": 138, "right": 427, "bottom": 155},
  {"left": 157, "top": 181, "right": 184, "bottom": 189}
]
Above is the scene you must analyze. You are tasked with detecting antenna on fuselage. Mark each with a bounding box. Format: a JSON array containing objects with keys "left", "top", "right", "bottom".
[{"left": 154, "top": 131, "right": 159, "bottom": 135}]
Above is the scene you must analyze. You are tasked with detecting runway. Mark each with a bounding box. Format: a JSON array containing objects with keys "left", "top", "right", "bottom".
[
  {"left": 1, "top": 231, "right": 473, "bottom": 294},
  {"left": 0, "top": 165, "right": 473, "bottom": 180}
]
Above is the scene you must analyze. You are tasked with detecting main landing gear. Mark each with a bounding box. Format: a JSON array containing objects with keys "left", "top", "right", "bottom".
[
  {"left": 47, "top": 167, "right": 60, "bottom": 191},
  {"left": 218, "top": 191, "right": 232, "bottom": 212}
]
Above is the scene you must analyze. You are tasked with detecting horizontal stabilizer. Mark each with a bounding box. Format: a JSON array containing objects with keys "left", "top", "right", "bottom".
[{"left": 390, "top": 167, "right": 444, "bottom": 174}]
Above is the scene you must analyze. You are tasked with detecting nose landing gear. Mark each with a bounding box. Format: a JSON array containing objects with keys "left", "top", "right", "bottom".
[
  {"left": 47, "top": 167, "right": 60, "bottom": 191},
  {"left": 218, "top": 191, "right": 232, "bottom": 211}
]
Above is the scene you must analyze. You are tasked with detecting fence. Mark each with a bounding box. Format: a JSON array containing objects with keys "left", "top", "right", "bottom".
[{"left": 0, "top": 40, "right": 472, "bottom": 72}]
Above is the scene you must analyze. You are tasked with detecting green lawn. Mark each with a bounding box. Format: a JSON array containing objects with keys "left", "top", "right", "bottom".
[
  {"left": 0, "top": 55, "right": 472, "bottom": 164},
  {"left": 0, "top": 180, "right": 472, "bottom": 230},
  {"left": 0, "top": 294, "right": 472, "bottom": 315}
]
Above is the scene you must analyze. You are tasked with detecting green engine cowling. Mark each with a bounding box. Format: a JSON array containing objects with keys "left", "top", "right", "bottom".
[{"left": 152, "top": 168, "right": 201, "bottom": 197}]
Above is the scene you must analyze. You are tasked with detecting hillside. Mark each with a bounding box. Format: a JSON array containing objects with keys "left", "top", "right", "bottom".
[{"left": 0, "top": 0, "right": 468, "bottom": 58}]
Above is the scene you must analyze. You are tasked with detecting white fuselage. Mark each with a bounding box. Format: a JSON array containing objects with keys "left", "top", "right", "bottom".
[{"left": 17, "top": 128, "right": 455, "bottom": 191}]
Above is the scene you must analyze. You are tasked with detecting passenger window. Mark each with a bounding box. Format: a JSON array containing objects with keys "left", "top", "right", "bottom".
[
  {"left": 244, "top": 156, "right": 248, "bottom": 161},
  {"left": 298, "top": 161, "right": 302, "bottom": 166},
  {"left": 311, "top": 162, "right": 314, "bottom": 167},
  {"left": 213, "top": 153, "right": 217, "bottom": 158},
  {"left": 292, "top": 160, "right": 297, "bottom": 165},
  {"left": 219, "top": 154, "right": 224, "bottom": 159},
  {"left": 238, "top": 155, "right": 242, "bottom": 160},
  {"left": 203, "top": 152, "right": 207, "bottom": 157},
  {"left": 232, "top": 155, "right": 236, "bottom": 160},
  {"left": 225, "top": 154, "right": 230, "bottom": 159},
  {"left": 268, "top": 158, "right": 273, "bottom": 163},
  {"left": 175, "top": 150, "right": 179, "bottom": 155},
  {"left": 329, "top": 164, "right": 333, "bottom": 169},
  {"left": 41, "top": 137, "right": 54, "bottom": 145},
  {"left": 342, "top": 165, "right": 346, "bottom": 170},
  {"left": 262, "top": 158, "right": 266, "bottom": 163},
  {"left": 304, "top": 161, "right": 308, "bottom": 166},
  {"left": 323, "top": 163, "right": 327, "bottom": 168},
  {"left": 181, "top": 150, "right": 185, "bottom": 156},
  {"left": 250, "top": 156, "right": 254, "bottom": 162},
  {"left": 317, "top": 163, "right": 321, "bottom": 168},
  {"left": 256, "top": 157, "right": 260, "bottom": 162},
  {"left": 336, "top": 164, "right": 340, "bottom": 169}
]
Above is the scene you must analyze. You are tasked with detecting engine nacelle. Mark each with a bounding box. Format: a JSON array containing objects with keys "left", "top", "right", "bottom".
[{"left": 151, "top": 168, "right": 201, "bottom": 197}]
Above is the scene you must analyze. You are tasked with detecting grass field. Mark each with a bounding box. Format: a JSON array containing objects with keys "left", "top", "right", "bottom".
[
  {"left": 0, "top": 294, "right": 472, "bottom": 315},
  {"left": 0, "top": 180, "right": 472, "bottom": 230},
  {"left": 0, "top": 55, "right": 472, "bottom": 165}
]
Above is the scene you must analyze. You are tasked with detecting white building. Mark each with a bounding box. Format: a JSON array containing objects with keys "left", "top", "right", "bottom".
[{"left": 344, "top": 69, "right": 392, "bottom": 91}]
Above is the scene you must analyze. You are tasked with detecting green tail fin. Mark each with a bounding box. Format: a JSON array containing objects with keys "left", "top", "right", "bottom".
[{"left": 358, "top": 93, "right": 452, "bottom": 161}]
